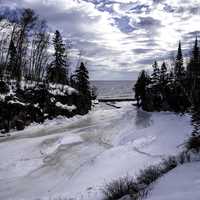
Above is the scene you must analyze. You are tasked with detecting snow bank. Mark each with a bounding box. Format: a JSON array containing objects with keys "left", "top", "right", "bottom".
[{"left": 146, "top": 162, "right": 200, "bottom": 200}]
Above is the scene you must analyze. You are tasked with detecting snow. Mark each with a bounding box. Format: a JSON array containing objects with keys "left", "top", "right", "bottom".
[
  {"left": 49, "top": 83, "right": 77, "bottom": 96},
  {"left": 43, "top": 134, "right": 83, "bottom": 155},
  {"left": 0, "top": 102, "right": 193, "bottom": 200},
  {"left": 0, "top": 81, "right": 77, "bottom": 101},
  {"left": 56, "top": 102, "right": 77, "bottom": 111},
  {"left": 8, "top": 99, "right": 27, "bottom": 106},
  {"left": 145, "top": 162, "right": 200, "bottom": 200}
]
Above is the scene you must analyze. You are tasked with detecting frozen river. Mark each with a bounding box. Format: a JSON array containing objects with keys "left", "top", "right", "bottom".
[{"left": 0, "top": 102, "right": 192, "bottom": 200}]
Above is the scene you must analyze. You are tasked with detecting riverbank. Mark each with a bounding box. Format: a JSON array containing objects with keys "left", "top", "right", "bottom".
[{"left": 0, "top": 102, "right": 192, "bottom": 200}]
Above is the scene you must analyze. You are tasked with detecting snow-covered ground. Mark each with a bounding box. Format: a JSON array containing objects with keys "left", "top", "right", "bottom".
[
  {"left": 0, "top": 102, "right": 193, "bottom": 200},
  {"left": 145, "top": 162, "right": 200, "bottom": 200}
]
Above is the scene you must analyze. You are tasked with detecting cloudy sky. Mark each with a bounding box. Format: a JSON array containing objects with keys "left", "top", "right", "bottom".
[{"left": 1, "top": 0, "right": 200, "bottom": 80}]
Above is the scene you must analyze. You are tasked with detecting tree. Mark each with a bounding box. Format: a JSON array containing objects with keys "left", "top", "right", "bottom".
[
  {"left": 168, "top": 69, "right": 174, "bottom": 83},
  {"left": 134, "top": 70, "right": 150, "bottom": 107},
  {"left": 174, "top": 41, "right": 184, "bottom": 80},
  {"left": 151, "top": 61, "right": 160, "bottom": 84},
  {"left": 187, "top": 37, "right": 200, "bottom": 103},
  {"left": 7, "top": 39, "right": 19, "bottom": 80},
  {"left": 28, "top": 31, "right": 50, "bottom": 82},
  {"left": 91, "top": 85, "right": 98, "bottom": 100},
  {"left": 188, "top": 37, "right": 200, "bottom": 78},
  {"left": 160, "top": 62, "right": 168, "bottom": 87},
  {"left": 15, "top": 8, "right": 38, "bottom": 83},
  {"left": 47, "top": 30, "right": 68, "bottom": 84},
  {"left": 74, "top": 62, "right": 92, "bottom": 112},
  {"left": 74, "top": 62, "right": 90, "bottom": 95}
]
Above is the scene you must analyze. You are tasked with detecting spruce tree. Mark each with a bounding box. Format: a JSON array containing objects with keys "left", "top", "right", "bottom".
[
  {"left": 192, "top": 37, "right": 200, "bottom": 66},
  {"left": 135, "top": 70, "right": 150, "bottom": 107},
  {"left": 47, "top": 30, "right": 68, "bottom": 84},
  {"left": 7, "top": 40, "right": 19, "bottom": 80},
  {"left": 74, "top": 62, "right": 92, "bottom": 112},
  {"left": 75, "top": 62, "right": 90, "bottom": 96},
  {"left": 175, "top": 41, "right": 184, "bottom": 80},
  {"left": 160, "top": 62, "right": 168, "bottom": 87},
  {"left": 168, "top": 70, "right": 174, "bottom": 83},
  {"left": 151, "top": 61, "right": 160, "bottom": 84},
  {"left": 188, "top": 37, "right": 200, "bottom": 77},
  {"left": 187, "top": 37, "right": 200, "bottom": 103}
]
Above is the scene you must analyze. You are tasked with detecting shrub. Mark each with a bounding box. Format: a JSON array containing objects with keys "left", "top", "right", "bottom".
[
  {"left": 102, "top": 176, "right": 139, "bottom": 200},
  {"left": 102, "top": 144, "right": 197, "bottom": 200},
  {"left": 186, "top": 134, "right": 200, "bottom": 152},
  {"left": 161, "top": 156, "right": 177, "bottom": 173},
  {"left": 137, "top": 165, "right": 162, "bottom": 186},
  {"left": 177, "top": 151, "right": 191, "bottom": 164}
]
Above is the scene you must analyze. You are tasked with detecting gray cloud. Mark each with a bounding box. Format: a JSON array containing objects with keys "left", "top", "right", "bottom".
[
  {"left": 132, "top": 48, "right": 154, "bottom": 54},
  {"left": 0, "top": 0, "right": 199, "bottom": 80}
]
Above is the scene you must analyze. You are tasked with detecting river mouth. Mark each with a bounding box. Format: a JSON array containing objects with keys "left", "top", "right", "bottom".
[{"left": 0, "top": 102, "right": 192, "bottom": 200}]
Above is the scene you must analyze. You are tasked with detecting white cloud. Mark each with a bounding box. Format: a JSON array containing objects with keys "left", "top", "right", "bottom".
[{"left": 1, "top": 0, "right": 200, "bottom": 80}]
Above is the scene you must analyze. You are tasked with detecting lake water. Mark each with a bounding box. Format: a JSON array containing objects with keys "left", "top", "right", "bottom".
[{"left": 91, "top": 80, "right": 135, "bottom": 99}]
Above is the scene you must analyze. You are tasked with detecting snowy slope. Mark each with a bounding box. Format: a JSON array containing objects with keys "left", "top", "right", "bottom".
[
  {"left": 0, "top": 102, "right": 192, "bottom": 200},
  {"left": 145, "top": 162, "right": 200, "bottom": 200}
]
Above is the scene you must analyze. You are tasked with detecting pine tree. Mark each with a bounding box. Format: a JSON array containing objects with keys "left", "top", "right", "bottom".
[
  {"left": 151, "top": 61, "right": 160, "bottom": 84},
  {"left": 188, "top": 37, "right": 200, "bottom": 77},
  {"left": 187, "top": 36, "right": 200, "bottom": 103},
  {"left": 135, "top": 70, "right": 150, "bottom": 107},
  {"left": 192, "top": 36, "right": 200, "bottom": 65},
  {"left": 175, "top": 41, "right": 184, "bottom": 80},
  {"left": 74, "top": 62, "right": 90, "bottom": 95},
  {"left": 7, "top": 40, "right": 19, "bottom": 80},
  {"left": 168, "top": 69, "right": 174, "bottom": 83},
  {"left": 160, "top": 62, "right": 168, "bottom": 87},
  {"left": 74, "top": 62, "right": 92, "bottom": 112},
  {"left": 47, "top": 30, "right": 68, "bottom": 84}
]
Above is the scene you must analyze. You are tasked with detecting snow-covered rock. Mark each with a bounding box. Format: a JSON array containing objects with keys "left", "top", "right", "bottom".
[{"left": 56, "top": 102, "right": 77, "bottom": 112}]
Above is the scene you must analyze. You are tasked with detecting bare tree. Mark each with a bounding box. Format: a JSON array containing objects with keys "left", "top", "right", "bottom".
[
  {"left": 28, "top": 31, "right": 50, "bottom": 82},
  {"left": 15, "top": 8, "right": 38, "bottom": 83}
]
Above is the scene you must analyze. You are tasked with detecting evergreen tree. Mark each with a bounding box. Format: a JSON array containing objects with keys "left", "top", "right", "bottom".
[
  {"left": 168, "top": 69, "right": 174, "bottom": 83},
  {"left": 174, "top": 41, "right": 184, "bottom": 80},
  {"left": 7, "top": 40, "right": 19, "bottom": 80},
  {"left": 160, "top": 62, "right": 168, "bottom": 87},
  {"left": 135, "top": 70, "right": 150, "bottom": 107},
  {"left": 188, "top": 37, "right": 200, "bottom": 77},
  {"left": 74, "top": 62, "right": 90, "bottom": 95},
  {"left": 151, "top": 61, "right": 160, "bottom": 84},
  {"left": 74, "top": 62, "right": 92, "bottom": 112},
  {"left": 47, "top": 30, "right": 68, "bottom": 84},
  {"left": 187, "top": 37, "right": 200, "bottom": 103},
  {"left": 192, "top": 37, "right": 200, "bottom": 65}
]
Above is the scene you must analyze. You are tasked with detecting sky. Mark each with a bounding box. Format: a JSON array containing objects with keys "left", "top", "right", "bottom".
[{"left": 0, "top": 0, "right": 200, "bottom": 80}]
